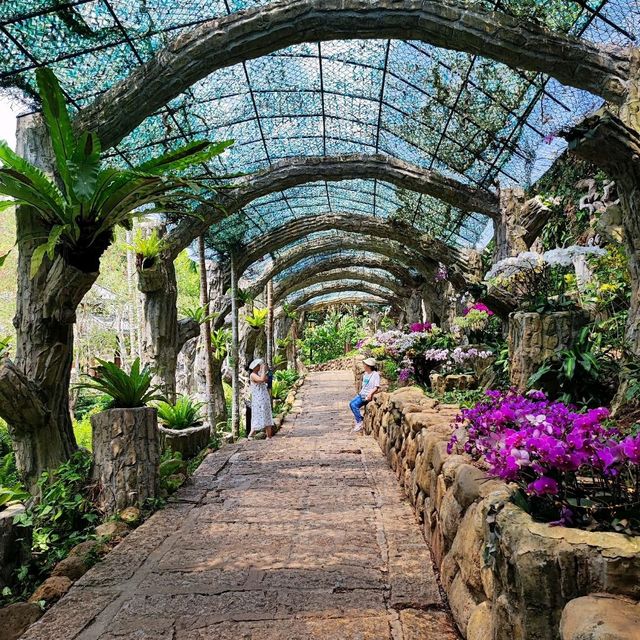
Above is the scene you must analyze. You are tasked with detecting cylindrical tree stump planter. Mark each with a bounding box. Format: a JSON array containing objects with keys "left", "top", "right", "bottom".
[
  {"left": 158, "top": 424, "right": 209, "bottom": 459},
  {"left": 91, "top": 407, "right": 161, "bottom": 516},
  {"left": 508, "top": 310, "right": 587, "bottom": 390}
]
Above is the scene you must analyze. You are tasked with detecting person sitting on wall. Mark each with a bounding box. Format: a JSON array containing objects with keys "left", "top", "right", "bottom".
[{"left": 349, "top": 358, "right": 380, "bottom": 433}]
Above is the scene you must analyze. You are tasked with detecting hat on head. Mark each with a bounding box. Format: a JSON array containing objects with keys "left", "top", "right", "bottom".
[
  {"left": 363, "top": 357, "right": 377, "bottom": 368},
  {"left": 249, "top": 358, "right": 264, "bottom": 371}
]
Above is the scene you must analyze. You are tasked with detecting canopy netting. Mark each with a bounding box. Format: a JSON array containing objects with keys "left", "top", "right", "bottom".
[{"left": 1, "top": 1, "right": 639, "bottom": 292}]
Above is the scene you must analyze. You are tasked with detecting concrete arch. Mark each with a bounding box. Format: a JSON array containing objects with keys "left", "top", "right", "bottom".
[
  {"left": 283, "top": 281, "right": 399, "bottom": 310},
  {"left": 236, "top": 213, "right": 477, "bottom": 288},
  {"left": 274, "top": 268, "right": 410, "bottom": 303},
  {"left": 78, "top": 0, "right": 630, "bottom": 149},
  {"left": 166, "top": 153, "right": 498, "bottom": 256},
  {"left": 296, "top": 296, "right": 394, "bottom": 314}
]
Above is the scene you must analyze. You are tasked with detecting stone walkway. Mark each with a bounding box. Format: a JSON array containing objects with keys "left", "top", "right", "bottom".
[{"left": 23, "top": 371, "right": 458, "bottom": 640}]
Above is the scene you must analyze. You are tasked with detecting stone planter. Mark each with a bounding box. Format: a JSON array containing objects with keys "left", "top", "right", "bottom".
[
  {"left": 0, "top": 504, "right": 31, "bottom": 590},
  {"left": 91, "top": 407, "right": 161, "bottom": 515},
  {"left": 159, "top": 423, "right": 209, "bottom": 459},
  {"left": 360, "top": 383, "right": 640, "bottom": 640},
  {"left": 430, "top": 373, "right": 476, "bottom": 395},
  {"left": 508, "top": 310, "right": 586, "bottom": 390}
]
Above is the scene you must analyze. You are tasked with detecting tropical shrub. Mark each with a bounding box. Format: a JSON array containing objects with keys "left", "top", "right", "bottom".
[
  {"left": 0, "top": 68, "right": 232, "bottom": 276},
  {"left": 274, "top": 369, "right": 298, "bottom": 386},
  {"left": 0, "top": 485, "right": 29, "bottom": 509},
  {"left": 450, "top": 390, "right": 640, "bottom": 532},
  {"left": 181, "top": 304, "right": 216, "bottom": 325},
  {"left": 210, "top": 328, "right": 230, "bottom": 361},
  {"left": 156, "top": 396, "right": 204, "bottom": 430},
  {"left": 76, "top": 358, "right": 162, "bottom": 408},
  {"left": 14, "top": 451, "right": 99, "bottom": 568},
  {"left": 245, "top": 308, "right": 268, "bottom": 328},
  {"left": 126, "top": 228, "right": 166, "bottom": 269},
  {"left": 528, "top": 326, "right": 618, "bottom": 407},
  {"left": 270, "top": 380, "right": 288, "bottom": 403},
  {"left": 300, "top": 313, "right": 365, "bottom": 364}
]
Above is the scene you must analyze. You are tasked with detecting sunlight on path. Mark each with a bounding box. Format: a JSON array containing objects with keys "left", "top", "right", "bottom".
[{"left": 22, "top": 371, "right": 458, "bottom": 639}]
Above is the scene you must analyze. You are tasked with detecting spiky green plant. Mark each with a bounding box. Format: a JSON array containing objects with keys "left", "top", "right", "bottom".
[
  {"left": 75, "top": 358, "right": 163, "bottom": 409},
  {"left": 245, "top": 308, "right": 268, "bottom": 328},
  {"left": 0, "top": 336, "right": 10, "bottom": 359},
  {"left": 156, "top": 396, "right": 204, "bottom": 430},
  {"left": 126, "top": 228, "right": 166, "bottom": 260},
  {"left": 181, "top": 304, "right": 218, "bottom": 325},
  {"left": 0, "top": 68, "right": 233, "bottom": 277}
]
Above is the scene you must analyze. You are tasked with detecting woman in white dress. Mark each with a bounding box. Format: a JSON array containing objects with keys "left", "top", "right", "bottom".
[{"left": 248, "top": 358, "right": 274, "bottom": 439}]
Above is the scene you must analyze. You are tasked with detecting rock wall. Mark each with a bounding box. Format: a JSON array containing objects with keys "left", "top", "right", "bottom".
[{"left": 363, "top": 386, "right": 640, "bottom": 640}]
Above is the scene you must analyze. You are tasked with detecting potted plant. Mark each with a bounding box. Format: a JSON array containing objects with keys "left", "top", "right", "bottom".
[
  {"left": 156, "top": 396, "right": 209, "bottom": 458},
  {"left": 76, "top": 358, "right": 163, "bottom": 515}
]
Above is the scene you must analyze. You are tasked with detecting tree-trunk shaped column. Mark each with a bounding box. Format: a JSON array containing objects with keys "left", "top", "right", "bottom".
[
  {"left": 0, "top": 115, "right": 98, "bottom": 490},
  {"left": 494, "top": 188, "right": 528, "bottom": 262},
  {"left": 138, "top": 247, "right": 199, "bottom": 401}
]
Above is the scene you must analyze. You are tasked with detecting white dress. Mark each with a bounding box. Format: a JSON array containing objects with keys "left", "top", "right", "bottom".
[{"left": 250, "top": 379, "right": 273, "bottom": 432}]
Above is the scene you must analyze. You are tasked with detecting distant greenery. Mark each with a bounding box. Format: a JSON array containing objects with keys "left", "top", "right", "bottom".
[{"left": 299, "top": 312, "right": 366, "bottom": 364}]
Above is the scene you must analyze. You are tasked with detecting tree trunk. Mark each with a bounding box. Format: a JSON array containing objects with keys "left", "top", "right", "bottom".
[
  {"left": 138, "top": 250, "right": 198, "bottom": 401},
  {"left": 210, "top": 357, "right": 228, "bottom": 433},
  {"left": 91, "top": 407, "right": 160, "bottom": 515},
  {"left": 230, "top": 254, "right": 240, "bottom": 440},
  {"left": 198, "top": 236, "right": 220, "bottom": 437},
  {"left": 0, "top": 115, "right": 97, "bottom": 491}
]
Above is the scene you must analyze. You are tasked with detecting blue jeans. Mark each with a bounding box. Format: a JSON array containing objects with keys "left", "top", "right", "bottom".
[{"left": 349, "top": 395, "right": 366, "bottom": 424}]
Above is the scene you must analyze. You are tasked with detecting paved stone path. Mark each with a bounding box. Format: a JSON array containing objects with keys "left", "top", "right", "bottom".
[{"left": 23, "top": 371, "right": 458, "bottom": 639}]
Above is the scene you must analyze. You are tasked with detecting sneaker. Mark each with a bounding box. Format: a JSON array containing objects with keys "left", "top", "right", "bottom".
[{"left": 352, "top": 423, "right": 363, "bottom": 433}]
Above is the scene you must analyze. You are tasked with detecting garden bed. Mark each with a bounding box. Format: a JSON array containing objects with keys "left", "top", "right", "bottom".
[{"left": 362, "top": 385, "right": 640, "bottom": 640}]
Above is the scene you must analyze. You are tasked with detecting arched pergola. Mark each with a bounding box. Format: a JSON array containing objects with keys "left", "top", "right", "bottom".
[
  {"left": 274, "top": 268, "right": 410, "bottom": 304},
  {"left": 3, "top": 0, "right": 638, "bottom": 480},
  {"left": 282, "top": 281, "right": 399, "bottom": 312},
  {"left": 296, "top": 295, "right": 395, "bottom": 315}
]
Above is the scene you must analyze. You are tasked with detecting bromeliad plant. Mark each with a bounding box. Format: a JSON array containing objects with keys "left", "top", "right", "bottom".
[
  {"left": 76, "top": 358, "right": 163, "bottom": 409},
  {"left": 245, "top": 308, "right": 269, "bottom": 329},
  {"left": 0, "top": 68, "right": 233, "bottom": 276},
  {"left": 156, "top": 396, "right": 204, "bottom": 430},
  {"left": 450, "top": 389, "right": 640, "bottom": 533}
]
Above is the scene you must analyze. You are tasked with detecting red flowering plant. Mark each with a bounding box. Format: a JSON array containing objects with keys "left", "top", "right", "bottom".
[{"left": 449, "top": 389, "right": 640, "bottom": 533}]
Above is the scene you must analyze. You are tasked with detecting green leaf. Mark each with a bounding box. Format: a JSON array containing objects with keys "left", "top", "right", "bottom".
[
  {"left": 0, "top": 250, "right": 10, "bottom": 268},
  {"left": 68, "top": 132, "right": 102, "bottom": 203},
  {"left": 35, "top": 68, "right": 74, "bottom": 191},
  {"left": 136, "top": 139, "right": 234, "bottom": 175},
  {"left": 0, "top": 199, "right": 16, "bottom": 212},
  {"left": 30, "top": 243, "right": 49, "bottom": 278}
]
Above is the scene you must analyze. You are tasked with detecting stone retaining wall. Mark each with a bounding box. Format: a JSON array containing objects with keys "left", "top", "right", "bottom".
[{"left": 362, "top": 386, "right": 640, "bottom": 640}]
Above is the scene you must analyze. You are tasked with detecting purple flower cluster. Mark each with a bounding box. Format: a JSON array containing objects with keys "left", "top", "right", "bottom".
[
  {"left": 462, "top": 302, "right": 494, "bottom": 317},
  {"left": 409, "top": 322, "right": 433, "bottom": 333},
  {"left": 450, "top": 390, "right": 640, "bottom": 528}
]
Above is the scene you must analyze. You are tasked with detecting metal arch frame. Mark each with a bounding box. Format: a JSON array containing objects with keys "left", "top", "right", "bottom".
[{"left": 293, "top": 295, "right": 395, "bottom": 314}]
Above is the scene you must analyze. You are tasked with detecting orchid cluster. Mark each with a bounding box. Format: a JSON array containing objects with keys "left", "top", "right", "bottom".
[
  {"left": 454, "top": 302, "right": 496, "bottom": 335},
  {"left": 450, "top": 390, "right": 640, "bottom": 529},
  {"left": 398, "top": 355, "right": 415, "bottom": 383},
  {"left": 485, "top": 246, "right": 606, "bottom": 313},
  {"left": 409, "top": 322, "right": 433, "bottom": 333}
]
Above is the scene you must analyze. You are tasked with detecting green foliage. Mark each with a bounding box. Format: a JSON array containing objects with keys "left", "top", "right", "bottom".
[
  {"left": 14, "top": 451, "right": 99, "bottom": 571},
  {"left": 0, "top": 422, "right": 21, "bottom": 491},
  {"left": 382, "top": 360, "right": 398, "bottom": 382},
  {"left": 156, "top": 396, "right": 204, "bottom": 430},
  {"left": 245, "top": 307, "right": 268, "bottom": 328},
  {"left": 270, "top": 379, "right": 288, "bottom": 402},
  {"left": 76, "top": 357, "right": 163, "bottom": 408},
  {"left": 274, "top": 369, "right": 298, "bottom": 386},
  {"left": 528, "top": 326, "right": 617, "bottom": 408},
  {"left": 210, "top": 328, "right": 230, "bottom": 361},
  {"left": 282, "top": 302, "right": 298, "bottom": 319},
  {"left": 126, "top": 228, "right": 166, "bottom": 260},
  {"left": 300, "top": 312, "right": 366, "bottom": 364},
  {"left": 272, "top": 353, "right": 286, "bottom": 369},
  {"left": 159, "top": 449, "right": 187, "bottom": 493},
  {"left": 0, "top": 68, "right": 232, "bottom": 276},
  {"left": 72, "top": 417, "right": 93, "bottom": 451},
  {"left": 0, "top": 485, "right": 29, "bottom": 509},
  {"left": 181, "top": 304, "right": 217, "bottom": 325},
  {"left": 0, "top": 335, "right": 10, "bottom": 358}
]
